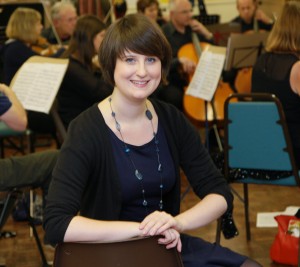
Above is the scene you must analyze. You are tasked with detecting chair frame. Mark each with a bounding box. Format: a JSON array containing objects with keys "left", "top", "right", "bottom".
[
  {"left": 53, "top": 236, "right": 184, "bottom": 267},
  {"left": 222, "top": 93, "right": 300, "bottom": 241}
]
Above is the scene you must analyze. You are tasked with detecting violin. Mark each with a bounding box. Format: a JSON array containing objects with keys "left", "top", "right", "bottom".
[
  {"left": 178, "top": 33, "right": 233, "bottom": 126},
  {"left": 31, "top": 36, "right": 64, "bottom": 56}
]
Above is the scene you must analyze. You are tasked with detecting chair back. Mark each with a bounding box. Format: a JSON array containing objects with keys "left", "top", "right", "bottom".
[
  {"left": 53, "top": 236, "right": 184, "bottom": 267},
  {"left": 223, "top": 93, "right": 300, "bottom": 186}
]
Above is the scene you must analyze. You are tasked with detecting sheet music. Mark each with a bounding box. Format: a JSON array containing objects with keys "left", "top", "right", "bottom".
[
  {"left": 185, "top": 49, "right": 226, "bottom": 101},
  {"left": 256, "top": 206, "right": 300, "bottom": 227},
  {"left": 11, "top": 56, "right": 69, "bottom": 114}
]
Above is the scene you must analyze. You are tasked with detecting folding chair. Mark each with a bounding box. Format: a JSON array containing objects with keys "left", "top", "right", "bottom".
[
  {"left": 0, "top": 187, "right": 50, "bottom": 267},
  {"left": 0, "top": 188, "right": 21, "bottom": 238},
  {"left": 53, "top": 236, "right": 184, "bottom": 267},
  {"left": 0, "top": 122, "right": 51, "bottom": 266},
  {"left": 217, "top": 93, "right": 300, "bottom": 242},
  {"left": 0, "top": 121, "right": 33, "bottom": 157}
]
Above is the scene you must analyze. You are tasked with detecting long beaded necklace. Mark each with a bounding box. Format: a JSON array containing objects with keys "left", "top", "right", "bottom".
[{"left": 108, "top": 97, "right": 164, "bottom": 212}]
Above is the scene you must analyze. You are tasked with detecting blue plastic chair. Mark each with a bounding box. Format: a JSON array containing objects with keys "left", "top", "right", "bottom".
[{"left": 222, "top": 93, "right": 300, "bottom": 241}]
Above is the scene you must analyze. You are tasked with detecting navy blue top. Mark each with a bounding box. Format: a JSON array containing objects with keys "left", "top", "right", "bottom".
[
  {"left": 109, "top": 121, "right": 176, "bottom": 222},
  {"left": 0, "top": 94, "right": 12, "bottom": 116}
]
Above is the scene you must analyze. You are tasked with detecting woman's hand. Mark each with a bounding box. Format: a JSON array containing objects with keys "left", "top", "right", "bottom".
[
  {"left": 139, "top": 211, "right": 183, "bottom": 236},
  {"left": 158, "top": 228, "right": 182, "bottom": 252}
]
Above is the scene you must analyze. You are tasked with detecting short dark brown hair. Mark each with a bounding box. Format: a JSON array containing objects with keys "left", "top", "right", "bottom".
[{"left": 98, "top": 13, "right": 172, "bottom": 87}]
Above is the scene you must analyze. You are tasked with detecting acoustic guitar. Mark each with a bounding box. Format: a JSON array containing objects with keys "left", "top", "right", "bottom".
[{"left": 178, "top": 34, "right": 233, "bottom": 126}]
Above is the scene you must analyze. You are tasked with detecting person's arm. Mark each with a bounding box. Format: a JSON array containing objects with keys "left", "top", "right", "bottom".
[
  {"left": 189, "top": 19, "right": 213, "bottom": 41},
  {"left": 290, "top": 61, "right": 300, "bottom": 96},
  {"left": 0, "top": 83, "right": 27, "bottom": 131},
  {"left": 139, "top": 194, "right": 226, "bottom": 236},
  {"left": 64, "top": 216, "right": 142, "bottom": 242},
  {"left": 64, "top": 215, "right": 182, "bottom": 251},
  {"left": 255, "top": 9, "right": 274, "bottom": 25}
]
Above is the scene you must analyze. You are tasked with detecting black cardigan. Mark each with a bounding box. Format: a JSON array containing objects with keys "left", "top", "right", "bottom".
[{"left": 44, "top": 99, "right": 232, "bottom": 244}]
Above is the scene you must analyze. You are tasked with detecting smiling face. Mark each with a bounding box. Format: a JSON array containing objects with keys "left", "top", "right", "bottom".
[{"left": 114, "top": 51, "right": 162, "bottom": 100}]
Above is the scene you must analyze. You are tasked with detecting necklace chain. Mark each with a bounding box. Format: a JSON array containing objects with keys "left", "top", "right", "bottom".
[{"left": 108, "top": 97, "right": 163, "bottom": 212}]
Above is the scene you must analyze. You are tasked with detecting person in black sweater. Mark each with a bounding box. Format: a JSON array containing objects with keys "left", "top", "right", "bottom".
[
  {"left": 57, "top": 15, "right": 113, "bottom": 129},
  {"left": 44, "top": 13, "right": 261, "bottom": 267},
  {"left": 251, "top": 1, "right": 300, "bottom": 168}
]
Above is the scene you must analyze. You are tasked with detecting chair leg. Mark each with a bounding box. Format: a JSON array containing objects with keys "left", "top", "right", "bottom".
[
  {"left": 215, "top": 218, "right": 222, "bottom": 244},
  {"left": 243, "top": 184, "right": 251, "bottom": 241},
  {"left": 22, "top": 197, "right": 50, "bottom": 267}
]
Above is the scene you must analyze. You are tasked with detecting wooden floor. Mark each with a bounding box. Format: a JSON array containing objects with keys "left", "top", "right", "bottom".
[{"left": 0, "top": 136, "right": 299, "bottom": 267}]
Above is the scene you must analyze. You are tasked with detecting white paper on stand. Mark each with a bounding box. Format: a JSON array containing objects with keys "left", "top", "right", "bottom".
[{"left": 185, "top": 48, "right": 226, "bottom": 101}]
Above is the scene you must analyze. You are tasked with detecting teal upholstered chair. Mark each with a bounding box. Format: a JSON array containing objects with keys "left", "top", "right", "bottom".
[{"left": 219, "top": 93, "right": 300, "bottom": 242}]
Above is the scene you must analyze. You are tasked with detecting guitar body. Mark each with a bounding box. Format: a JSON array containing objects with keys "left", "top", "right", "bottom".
[{"left": 178, "top": 42, "right": 233, "bottom": 125}]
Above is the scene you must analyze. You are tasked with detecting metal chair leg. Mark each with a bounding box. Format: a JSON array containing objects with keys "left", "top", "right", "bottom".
[{"left": 243, "top": 184, "right": 251, "bottom": 241}]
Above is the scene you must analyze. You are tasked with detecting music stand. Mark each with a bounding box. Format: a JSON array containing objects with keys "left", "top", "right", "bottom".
[
  {"left": 207, "top": 22, "right": 241, "bottom": 46},
  {"left": 224, "top": 32, "right": 269, "bottom": 71}
]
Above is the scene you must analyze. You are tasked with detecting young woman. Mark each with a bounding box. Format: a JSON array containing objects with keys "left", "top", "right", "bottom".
[
  {"left": 57, "top": 15, "right": 113, "bottom": 129},
  {"left": 251, "top": 1, "right": 300, "bottom": 168},
  {"left": 44, "top": 14, "right": 261, "bottom": 267}
]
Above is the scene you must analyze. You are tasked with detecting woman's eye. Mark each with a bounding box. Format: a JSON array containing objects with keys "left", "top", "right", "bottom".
[
  {"left": 125, "top": 58, "right": 135, "bottom": 63},
  {"left": 147, "top": 57, "right": 156, "bottom": 63}
]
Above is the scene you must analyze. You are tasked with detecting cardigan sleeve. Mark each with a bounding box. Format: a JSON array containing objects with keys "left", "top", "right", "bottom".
[{"left": 155, "top": 101, "right": 233, "bottom": 211}]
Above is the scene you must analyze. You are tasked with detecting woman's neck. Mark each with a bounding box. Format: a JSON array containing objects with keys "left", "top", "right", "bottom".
[{"left": 110, "top": 93, "right": 149, "bottom": 123}]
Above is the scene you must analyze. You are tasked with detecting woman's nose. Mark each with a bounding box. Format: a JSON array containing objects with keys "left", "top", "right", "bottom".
[{"left": 136, "top": 62, "right": 146, "bottom": 76}]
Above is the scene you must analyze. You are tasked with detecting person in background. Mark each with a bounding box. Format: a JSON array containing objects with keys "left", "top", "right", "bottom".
[
  {"left": 160, "top": 0, "right": 214, "bottom": 109},
  {"left": 57, "top": 15, "right": 113, "bottom": 129},
  {"left": 42, "top": 1, "right": 77, "bottom": 45},
  {"left": 251, "top": 0, "right": 300, "bottom": 168},
  {"left": 1, "top": 7, "right": 59, "bottom": 141},
  {"left": 232, "top": 0, "right": 274, "bottom": 33},
  {"left": 44, "top": 13, "right": 261, "bottom": 267},
  {"left": 223, "top": 0, "right": 274, "bottom": 93},
  {"left": 2, "top": 7, "right": 44, "bottom": 85},
  {"left": 136, "top": 0, "right": 183, "bottom": 110},
  {"left": 137, "top": 0, "right": 167, "bottom": 27},
  {"left": 0, "top": 83, "right": 58, "bottom": 207}
]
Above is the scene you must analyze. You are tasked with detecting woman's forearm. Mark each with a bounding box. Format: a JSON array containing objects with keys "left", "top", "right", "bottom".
[
  {"left": 175, "top": 194, "right": 227, "bottom": 232},
  {"left": 64, "top": 216, "right": 143, "bottom": 243}
]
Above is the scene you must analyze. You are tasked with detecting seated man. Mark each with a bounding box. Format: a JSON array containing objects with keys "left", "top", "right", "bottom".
[
  {"left": 160, "top": 0, "right": 214, "bottom": 110},
  {"left": 0, "top": 83, "right": 58, "bottom": 201},
  {"left": 42, "top": 1, "right": 77, "bottom": 45},
  {"left": 232, "top": 0, "right": 274, "bottom": 33}
]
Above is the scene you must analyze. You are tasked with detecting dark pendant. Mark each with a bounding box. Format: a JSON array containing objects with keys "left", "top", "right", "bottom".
[
  {"left": 116, "top": 121, "right": 121, "bottom": 131},
  {"left": 145, "top": 109, "right": 153, "bottom": 120},
  {"left": 135, "top": 170, "right": 143, "bottom": 180},
  {"left": 158, "top": 163, "right": 162, "bottom": 172}
]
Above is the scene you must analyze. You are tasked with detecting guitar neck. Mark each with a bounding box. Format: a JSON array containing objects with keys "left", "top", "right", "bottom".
[{"left": 192, "top": 32, "right": 202, "bottom": 58}]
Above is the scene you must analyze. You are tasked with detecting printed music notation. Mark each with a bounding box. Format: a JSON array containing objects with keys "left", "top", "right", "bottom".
[
  {"left": 10, "top": 56, "right": 69, "bottom": 114},
  {"left": 185, "top": 45, "right": 226, "bottom": 102}
]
